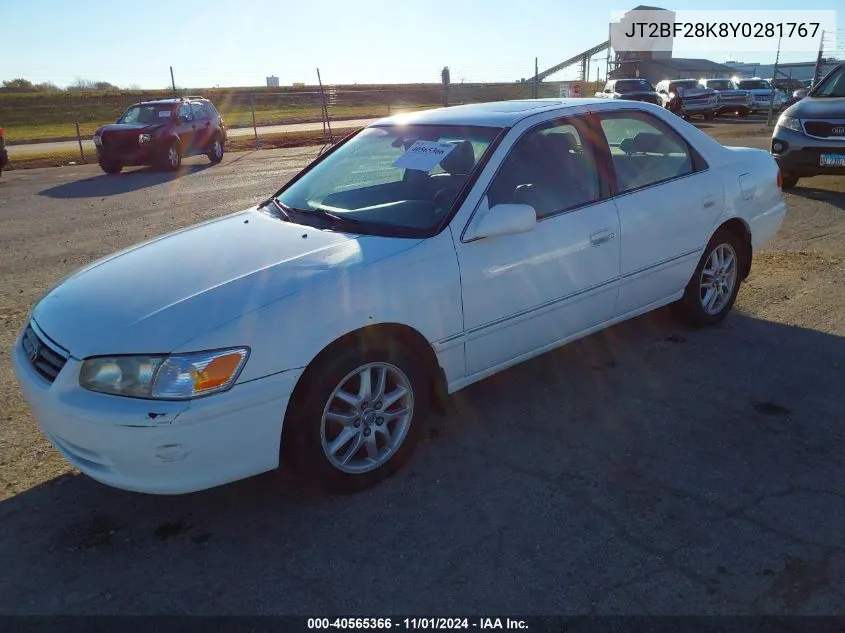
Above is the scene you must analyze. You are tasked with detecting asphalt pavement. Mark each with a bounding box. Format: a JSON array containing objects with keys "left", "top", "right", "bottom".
[{"left": 1, "top": 143, "right": 844, "bottom": 615}]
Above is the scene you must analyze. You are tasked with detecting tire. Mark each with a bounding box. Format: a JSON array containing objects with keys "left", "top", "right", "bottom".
[
  {"left": 672, "top": 229, "right": 744, "bottom": 328},
  {"left": 737, "top": 108, "right": 749, "bottom": 118},
  {"left": 704, "top": 110, "right": 715, "bottom": 122},
  {"left": 161, "top": 140, "right": 182, "bottom": 171},
  {"left": 781, "top": 174, "right": 799, "bottom": 189},
  {"left": 207, "top": 134, "right": 224, "bottom": 164},
  {"left": 284, "top": 342, "right": 429, "bottom": 494},
  {"left": 99, "top": 161, "right": 122, "bottom": 175}
]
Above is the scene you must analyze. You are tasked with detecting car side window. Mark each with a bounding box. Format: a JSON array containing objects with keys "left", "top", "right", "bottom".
[
  {"left": 486, "top": 119, "right": 602, "bottom": 220},
  {"left": 598, "top": 112, "right": 697, "bottom": 194},
  {"left": 203, "top": 102, "right": 220, "bottom": 119},
  {"left": 178, "top": 104, "right": 193, "bottom": 122},
  {"left": 191, "top": 103, "right": 206, "bottom": 120}
]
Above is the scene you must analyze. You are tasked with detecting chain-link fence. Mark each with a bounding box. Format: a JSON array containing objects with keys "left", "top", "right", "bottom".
[{"left": 1, "top": 78, "right": 612, "bottom": 164}]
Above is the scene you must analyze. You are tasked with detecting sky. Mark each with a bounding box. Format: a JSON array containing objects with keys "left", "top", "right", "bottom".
[{"left": 0, "top": 0, "right": 841, "bottom": 89}]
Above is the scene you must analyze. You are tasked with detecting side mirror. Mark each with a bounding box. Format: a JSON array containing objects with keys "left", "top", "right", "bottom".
[{"left": 465, "top": 200, "right": 536, "bottom": 241}]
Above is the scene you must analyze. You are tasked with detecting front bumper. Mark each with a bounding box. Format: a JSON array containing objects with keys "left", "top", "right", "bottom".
[
  {"left": 95, "top": 141, "right": 161, "bottom": 166},
  {"left": 12, "top": 322, "right": 303, "bottom": 495},
  {"left": 771, "top": 127, "right": 845, "bottom": 177}
]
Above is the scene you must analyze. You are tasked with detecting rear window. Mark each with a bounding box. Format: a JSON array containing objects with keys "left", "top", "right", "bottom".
[
  {"left": 616, "top": 79, "right": 655, "bottom": 92},
  {"left": 707, "top": 80, "right": 733, "bottom": 90},
  {"left": 738, "top": 80, "right": 770, "bottom": 90}
]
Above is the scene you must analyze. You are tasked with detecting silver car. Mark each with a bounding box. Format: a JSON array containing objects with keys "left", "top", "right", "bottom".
[{"left": 771, "top": 63, "right": 845, "bottom": 189}]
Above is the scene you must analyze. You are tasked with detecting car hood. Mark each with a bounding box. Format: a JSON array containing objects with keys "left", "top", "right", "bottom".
[
  {"left": 785, "top": 96, "right": 845, "bottom": 119},
  {"left": 32, "top": 208, "right": 422, "bottom": 358},
  {"left": 97, "top": 123, "right": 168, "bottom": 135},
  {"left": 619, "top": 91, "right": 660, "bottom": 99}
]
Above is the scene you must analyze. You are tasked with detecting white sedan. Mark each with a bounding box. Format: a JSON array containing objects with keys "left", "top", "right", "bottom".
[{"left": 13, "top": 99, "right": 786, "bottom": 495}]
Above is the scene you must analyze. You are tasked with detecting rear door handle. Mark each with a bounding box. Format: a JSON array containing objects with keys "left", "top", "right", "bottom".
[{"left": 590, "top": 229, "right": 616, "bottom": 246}]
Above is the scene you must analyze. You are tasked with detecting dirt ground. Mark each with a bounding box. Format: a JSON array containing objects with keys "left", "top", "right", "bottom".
[{"left": 1, "top": 122, "right": 844, "bottom": 615}]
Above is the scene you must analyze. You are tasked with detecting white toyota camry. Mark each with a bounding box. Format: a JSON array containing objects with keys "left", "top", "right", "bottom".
[{"left": 13, "top": 99, "right": 786, "bottom": 495}]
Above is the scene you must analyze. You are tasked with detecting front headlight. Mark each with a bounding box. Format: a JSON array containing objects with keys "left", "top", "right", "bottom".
[
  {"left": 777, "top": 115, "right": 803, "bottom": 134},
  {"left": 93, "top": 134, "right": 102, "bottom": 146},
  {"left": 79, "top": 347, "right": 250, "bottom": 400},
  {"left": 138, "top": 133, "right": 152, "bottom": 144}
]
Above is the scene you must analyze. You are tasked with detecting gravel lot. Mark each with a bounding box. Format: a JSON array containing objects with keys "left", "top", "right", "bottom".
[{"left": 1, "top": 125, "right": 844, "bottom": 615}]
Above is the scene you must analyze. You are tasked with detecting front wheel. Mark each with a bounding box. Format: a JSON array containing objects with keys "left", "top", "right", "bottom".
[
  {"left": 284, "top": 344, "right": 429, "bottom": 494},
  {"left": 161, "top": 141, "right": 182, "bottom": 171},
  {"left": 207, "top": 135, "right": 224, "bottom": 164},
  {"left": 704, "top": 110, "right": 715, "bottom": 122},
  {"left": 99, "top": 161, "right": 122, "bottom": 175},
  {"left": 672, "top": 229, "right": 744, "bottom": 327}
]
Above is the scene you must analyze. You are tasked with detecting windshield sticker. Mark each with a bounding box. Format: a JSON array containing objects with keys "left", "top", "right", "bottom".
[
  {"left": 158, "top": 111, "right": 171, "bottom": 118},
  {"left": 393, "top": 140, "right": 457, "bottom": 172}
]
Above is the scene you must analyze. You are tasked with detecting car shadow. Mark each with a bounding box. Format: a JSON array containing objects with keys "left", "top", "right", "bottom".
[
  {"left": 37, "top": 163, "right": 214, "bottom": 199},
  {"left": 2, "top": 310, "right": 844, "bottom": 613},
  {"left": 788, "top": 185, "right": 845, "bottom": 211}
]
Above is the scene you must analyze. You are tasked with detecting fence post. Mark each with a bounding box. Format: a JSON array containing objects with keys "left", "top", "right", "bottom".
[
  {"left": 250, "top": 94, "right": 259, "bottom": 148},
  {"left": 75, "top": 117, "right": 86, "bottom": 164}
]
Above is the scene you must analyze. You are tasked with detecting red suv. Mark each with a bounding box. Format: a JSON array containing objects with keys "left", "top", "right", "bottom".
[{"left": 93, "top": 97, "right": 227, "bottom": 174}]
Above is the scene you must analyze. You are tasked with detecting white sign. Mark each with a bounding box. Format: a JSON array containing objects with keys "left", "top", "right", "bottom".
[
  {"left": 393, "top": 140, "right": 457, "bottom": 172},
  {"left": 158, "top": 110, "right": 172, "bottom": 118},
  {"left": 609, "top": 9, "right": 837, "bottom": 53}
]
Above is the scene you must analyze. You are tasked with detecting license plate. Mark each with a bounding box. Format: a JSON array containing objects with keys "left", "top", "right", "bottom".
[{"left": 820, "top": 154, "right": 845, "bottom": 167}]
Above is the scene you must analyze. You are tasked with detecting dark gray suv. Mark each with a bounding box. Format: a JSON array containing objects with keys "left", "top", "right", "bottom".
[{"left": 771, "top": 62, "right": 845, "bottom": 189}]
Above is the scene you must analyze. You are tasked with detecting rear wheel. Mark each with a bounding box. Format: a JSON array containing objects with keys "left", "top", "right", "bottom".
[
  {"left": 737, "top": 108, "right": 749, "bottom": 117},
  {"left": 704, "top": 110, "right": 715, "bottom": 122},
  {"left": 99, "top": 161, "right": 122, "bottom": 175},
  {"left": 672, "top": 229, "right": 744, "bottom": 327},
  {"left": 781, "top": 174, "right": 799, "bottom": 189},
  {"left": 284, "top": 342, "right": 428, "bottom": 494}
]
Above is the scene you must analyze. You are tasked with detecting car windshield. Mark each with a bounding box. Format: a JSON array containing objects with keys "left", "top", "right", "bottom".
[
  {"left": 616, "top": 79, "right": 654, "bottom": 92},
  {"left": 707, "top": 80, "right": 733, "bottom": 90},
  {"left": 811, "top": 66, "right": 845, "bottom": 98},
  {"left": 117, "top": 105, "right": 175, "bottom": 125},
  {"left": 738, "top": 80, "right": 770, "bottom": 90},
  {"left": 274, "top": 124, "right": 502, "bottom": 236}
]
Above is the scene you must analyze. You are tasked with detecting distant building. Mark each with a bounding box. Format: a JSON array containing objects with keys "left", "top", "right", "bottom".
[
  {"left": 726, "top": 59, "right": 842, "bottom": 82},
  {"left": 608, "top": 5, "right": 776, "bottom": 85},
  {"left": 266, "top": 75, "right": 279, "bottom": 88}
]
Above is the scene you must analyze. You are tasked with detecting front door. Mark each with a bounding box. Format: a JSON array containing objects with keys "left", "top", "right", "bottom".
[
  {"left": 175, "top": 103, "right": 196, "bottom": 154},
  {"left": 595, "top": 109, "right": 726, "bottom": 316},
  {"left": 453, "top": 116, "right": 622, "bottom": 376}
]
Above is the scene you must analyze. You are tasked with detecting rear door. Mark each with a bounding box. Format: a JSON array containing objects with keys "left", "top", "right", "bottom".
[{"left": 594, "top": 108, "right": 725, "bottom": 316}]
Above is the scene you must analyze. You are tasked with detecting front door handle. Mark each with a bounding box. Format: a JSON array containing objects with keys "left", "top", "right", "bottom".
[{"left": 590, "top": 229, "right": 616, "bottom": 246}]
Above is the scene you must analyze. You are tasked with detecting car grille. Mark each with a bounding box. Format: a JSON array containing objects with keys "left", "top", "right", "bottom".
[
  {"left": 21, "top": 323, "right": 68, "bottom": 383},
  {"left": 683, "top": 96, "right": 710, "bottom": 106},
  {"left": 101, "top": 134, "right": 138, "bottom": 152},
  {"left": 719, "top": 94, "right": 747, "bottom": 104},
  {"left": 803, "top": 120, "right": 845, "bottom": 139}
]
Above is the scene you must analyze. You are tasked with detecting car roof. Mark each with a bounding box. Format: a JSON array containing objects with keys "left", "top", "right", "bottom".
[
  {"left": 131, "top": 98, "right": 207, "bottom": 107},
  {"left": 369, "top": 99, "right": 605, "bottom": 128}
]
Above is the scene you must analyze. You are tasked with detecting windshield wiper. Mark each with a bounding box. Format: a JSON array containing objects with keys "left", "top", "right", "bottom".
[{"left": 258, "top": 196, "right": 293, "bottom": 221}]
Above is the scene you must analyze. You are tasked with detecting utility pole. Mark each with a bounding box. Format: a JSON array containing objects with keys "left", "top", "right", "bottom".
[
  {"left": 170, "top": 66, "right": 176, "bottom": 95},
  {"left": 533, "top": 57, "right": 539, "bottom": 99},
  {"left": 766, "top": 37, "right": 782, "bottom": 126},
  {"left": 812, "top": 31, "right": 825, "bottom": 86}
]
